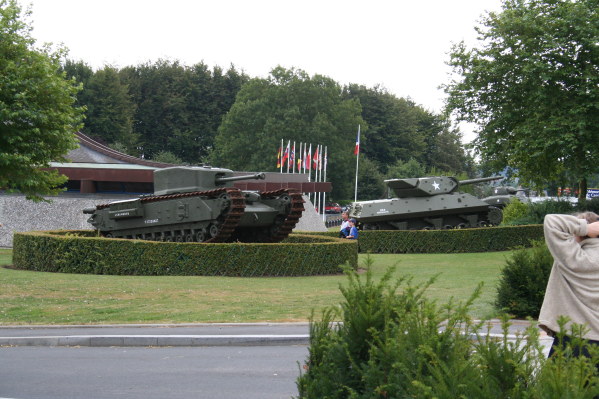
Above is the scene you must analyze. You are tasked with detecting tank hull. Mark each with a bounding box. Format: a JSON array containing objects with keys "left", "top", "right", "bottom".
[
  {"left": 85, "top": 188, "right": 304, "bottom": 243},
  {"left": 350, "top": 193, "right": 502, "bottom": 230}
]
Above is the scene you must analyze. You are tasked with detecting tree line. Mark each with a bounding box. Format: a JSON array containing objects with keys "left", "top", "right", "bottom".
[
  {"left": 6, "top": 0, "right": 596, "bottom": 202},
  {"left": 61, "top": 61, "right": 472, "bottom": 200}
]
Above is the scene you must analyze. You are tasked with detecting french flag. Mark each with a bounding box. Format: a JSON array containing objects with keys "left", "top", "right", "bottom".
[{"left": 354, "top": 125, "right": 360, "bottom": 155}]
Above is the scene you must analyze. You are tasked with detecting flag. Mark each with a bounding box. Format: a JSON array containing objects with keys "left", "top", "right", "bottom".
[
  {"left": 290, "top": 142, "right": 295, "bottom": 167},
  {"left": 281, "top": 141, "right": 290, "bottom": 167},
  {"left": 354, "top": 125, "right": 361, "bottom": 155},
  {"left": 318, "top": 146, "right": 322, "bottom": 171},
  {"left": 276, "top": 145, "right": 282, "bottom": 168},
  {"left": 313, "top": 146, "right": 319, "bottom": 170},
  {"left": 305, "top": 144, "right": 311, "bottom": 170}
]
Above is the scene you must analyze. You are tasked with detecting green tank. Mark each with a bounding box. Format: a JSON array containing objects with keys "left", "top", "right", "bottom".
[
  {"left": 348, "top": 175, "right": 503, "bottom": 230},
  {"left": 482, "top": 186, "right": 530, "bottom": 209},
  {"left": 83, "top": 165, "right": 304, "bottom": 243}
]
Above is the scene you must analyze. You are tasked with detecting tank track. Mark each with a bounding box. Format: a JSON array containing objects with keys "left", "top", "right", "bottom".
[{"left": 259, "top": 189, "right": 305, "bottom": 242}]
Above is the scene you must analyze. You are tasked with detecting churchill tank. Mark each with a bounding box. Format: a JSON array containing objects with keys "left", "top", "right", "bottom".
[
  {"left": 83, "top": 165, "right": 304, "bottom": 243},
  {"left": 348, "top": 175, "right": 503, "bottom": 230}
]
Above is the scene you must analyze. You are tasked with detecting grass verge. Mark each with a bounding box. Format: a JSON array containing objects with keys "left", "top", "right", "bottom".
[{"left": 0, "top": 248, "right": 508, "bottom": 325}]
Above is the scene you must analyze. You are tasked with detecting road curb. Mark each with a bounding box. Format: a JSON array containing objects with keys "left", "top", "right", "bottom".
[{"left": 0, "top": 334, "right": 311, "bottom": 347}]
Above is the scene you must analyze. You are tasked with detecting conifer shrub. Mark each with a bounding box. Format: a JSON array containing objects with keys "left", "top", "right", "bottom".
[
  {"left": 495, "top": 240, "right": 553, "bottom": 318},
  {"left": 297, "top": 258, "right": 599, "bottom": 398},
  {"left": 313, "top": 224, "right": 543, "bottom": 253},
  {"left": 12, "top": 230, "right": 357, "bottom": 276}
]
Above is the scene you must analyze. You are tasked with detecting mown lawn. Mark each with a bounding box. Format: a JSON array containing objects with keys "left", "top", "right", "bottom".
[{"left": 0, "top": 248, "right": 509, "bottom": 325}]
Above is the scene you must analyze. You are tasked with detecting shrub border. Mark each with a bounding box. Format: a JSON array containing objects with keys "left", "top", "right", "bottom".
[
  {"left": 305, "top": 224, "right": 544, "bottom": 253},
  {"left": 12, "top": 230, "right": 358, "bottom": 277}
]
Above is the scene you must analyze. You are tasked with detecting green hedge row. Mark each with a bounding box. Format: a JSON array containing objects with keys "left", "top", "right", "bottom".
[
  {"left": 312, "top": 225, "right": 544, "bottom": 253},
  {"left": 12, "top": 230, "right": 357, "bottom": 277}
]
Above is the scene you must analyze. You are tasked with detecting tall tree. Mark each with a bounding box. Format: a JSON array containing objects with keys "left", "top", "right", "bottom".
[
  {"left": 211, "top": 67, "right": 364, "bottom": 199},
  {"left": 82, "top": 66, "right": 138, "bottom": 151},
  {"left": 445, "top": 0, "right": 599, "bottom": 200},
  {"left": 343, "top": 84, "right": 469, "bottom": 175},
  {"left": 119, "top": 60, "right": 248, "bottom": 163},
  {"left": 0, "top": 0, "right": 84, "bottom": 201}
]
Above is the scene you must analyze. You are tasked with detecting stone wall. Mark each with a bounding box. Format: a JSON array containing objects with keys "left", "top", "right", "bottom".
[{"left": 0, "top": 194, "right": 327, "bottom": 248}]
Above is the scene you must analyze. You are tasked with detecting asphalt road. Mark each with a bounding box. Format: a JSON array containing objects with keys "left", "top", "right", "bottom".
[{"left": 0, "top": 344, "right": 309, "bottom": 399}]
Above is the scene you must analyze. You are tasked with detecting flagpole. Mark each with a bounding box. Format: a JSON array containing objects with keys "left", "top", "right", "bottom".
[
  {"left": 297, "top": 142, "right": 302, "bottom": 174},
  {"left": 322, "top": 145, "right": 327, "bottom": 222},
  {"left": 288, "top": 140, "right": 291, "bottom": 174},
  {"left": 354, "top": 125, "right": 360, "bottom": 202},
  {"left": 292, "top": 141, "right": 296, "bottom": 173},
  {"left": 317, "top": 144, "right": 322, "bottom": 216},
  {"left": 280, "top": 139, "right": 283, "bottom": 173}
]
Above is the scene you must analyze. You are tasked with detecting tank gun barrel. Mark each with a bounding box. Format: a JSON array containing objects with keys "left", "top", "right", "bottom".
[
  {"left": 215, "top": 172, "right": 266, "bottom": 184},
  {"left": 459, "top": 176, "right": 503, "bottom": 185}
]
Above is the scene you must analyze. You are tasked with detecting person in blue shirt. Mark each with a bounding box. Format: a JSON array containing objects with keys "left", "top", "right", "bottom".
[{"left": 345, "top": 218, "right": 359, "bottom": 240}]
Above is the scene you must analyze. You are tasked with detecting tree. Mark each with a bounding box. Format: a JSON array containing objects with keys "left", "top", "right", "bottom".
[
  {"left": 342, "top": 85, "right": 427, "bottom": 173},
  {"left": 81, "top": 66, "right": 138, "bottom": 152},
  {"left": 445, "top": 0, "right": 599, "bottom": 200},
  {"left": 119, "top": 60, "right": 248, "bottom": 164},
  {"left": 211, "top": 67, "right": 364, "bottom": 199},
  {"left": 355, "top": 156, "right": 386, "bottom": 200},
  {"left": 385, "top": 158, "right": 426, "bottom": 179},
  {"left": 0, "top": 0, "right": 84, "bottom": 201}
]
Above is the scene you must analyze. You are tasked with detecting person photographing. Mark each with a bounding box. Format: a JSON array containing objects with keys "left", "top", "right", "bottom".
[{"left": 539, "top": 212, "right": 599, "bottom": 364}]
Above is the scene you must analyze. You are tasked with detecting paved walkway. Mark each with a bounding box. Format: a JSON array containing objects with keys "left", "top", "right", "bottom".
[{"left": 0, "top": 320, "right": 554, "bottom": 352}]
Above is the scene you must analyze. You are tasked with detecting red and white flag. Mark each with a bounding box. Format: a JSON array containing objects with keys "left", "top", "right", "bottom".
[{"left": 354, "top": 125, "right": 361, "bottom": 155}]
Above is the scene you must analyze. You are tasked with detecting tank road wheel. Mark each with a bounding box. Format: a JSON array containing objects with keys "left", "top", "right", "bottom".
[
  {"left": 487, "top": 206, "right": 503, "bottom": 226},
  {"left": 165, "top": 234, "right": 173, "bottom": 242},
  {"left": 185, "top": 233, "right": 194, "bottom": 242},
  {"left": 195, "top": 230, "right": 207, "bottom": 243},
  {"left": 208, "top": 223, "right": 220, "bottom": 238},
  {"left": 104, "top": 233, "right": 113, "bottom": 238}
]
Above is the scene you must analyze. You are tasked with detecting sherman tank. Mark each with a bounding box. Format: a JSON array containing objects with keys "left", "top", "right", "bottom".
[
  {"left": 83, "top": 165, "right": 305, "bottom": 243},
  {"left": 482, "top": 186, "right": 530, "bottom": 209},
  {"left": 348, "top": 176, "right": 503, "bottom": 230}
]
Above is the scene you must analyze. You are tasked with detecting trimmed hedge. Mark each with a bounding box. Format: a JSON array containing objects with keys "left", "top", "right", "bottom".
[
  {"left": 312, "top": 224, "right": 544, "bottom": 253},
  {"left": 12, "top": 230, "right": 357, "bottom": 277}
]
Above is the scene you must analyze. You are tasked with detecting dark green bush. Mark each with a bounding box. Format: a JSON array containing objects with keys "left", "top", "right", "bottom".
[
  {"left": 12, "top": 230, "right": 357, "bottom": 277},
  {"left": 495, "top": 239, "right": 554, "bottom": 318},
  {"left": 297, "top": 260, "right": 599, "bottom": 398},
  {"left": 313, "top": 224, "right": 543, "bottom": 253},
  {"left": 506, "top": 199, "right": 576, "bottom": 225}
]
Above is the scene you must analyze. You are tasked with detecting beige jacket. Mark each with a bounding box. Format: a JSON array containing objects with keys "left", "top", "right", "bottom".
[{"left": 538, "top": 214, "right": 599, "bottom": 340}]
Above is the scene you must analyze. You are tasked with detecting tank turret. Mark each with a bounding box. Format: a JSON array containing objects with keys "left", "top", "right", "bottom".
[
  {"left": 153, "top": 165, "right": 265, "bottom": 195},
  {"left": 349, "top": 175, "right": 504, "bottom": 230},
  {"left": 84, "top": 166, "right": 303, "bottom": 243},
  {"left": 482, "top": 186, "right": 530, "bottom": 209}
]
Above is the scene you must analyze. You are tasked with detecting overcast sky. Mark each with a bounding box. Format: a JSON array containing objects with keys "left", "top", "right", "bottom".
[{"left": 26, "top": 0, "right": 503, "bottom": 141}]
